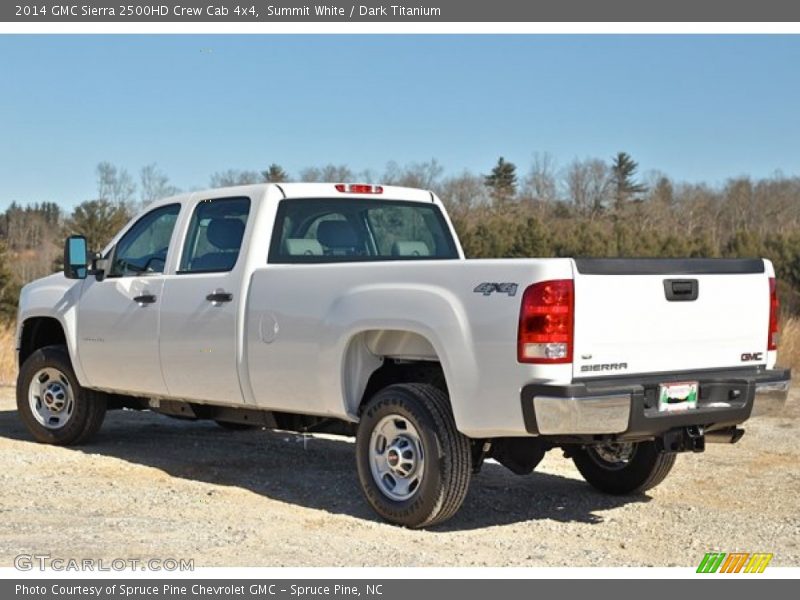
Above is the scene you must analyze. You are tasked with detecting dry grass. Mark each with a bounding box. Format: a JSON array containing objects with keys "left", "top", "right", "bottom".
[
  {"left": 777, "top": 317, "right": 800, "bottom": 373},
  {"left": 0, "top": 324, "right": 16, "bottom": 386},
  {"left": 0, "top": 319, "right": 798, "bottom": 388}
]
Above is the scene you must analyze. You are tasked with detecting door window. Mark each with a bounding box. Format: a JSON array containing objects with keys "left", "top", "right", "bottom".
[
  {"left": 179, "top": 197, "right": 251, "bottom": 273},
  {"left": 108, "top": 204, "right": 180, "bottom": 277}
]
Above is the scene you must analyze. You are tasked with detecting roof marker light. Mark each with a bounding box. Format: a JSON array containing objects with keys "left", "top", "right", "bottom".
[{"left": 335, "top": 183, "right": 384, "bottom": 194}]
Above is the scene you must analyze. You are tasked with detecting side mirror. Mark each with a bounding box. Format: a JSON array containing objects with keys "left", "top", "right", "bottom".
[
  {"left": 64, "top": 235, "right": 88, "bottom": 280},
  {"left": 92, "top": 253, "right": 110, "bottom": 281}
]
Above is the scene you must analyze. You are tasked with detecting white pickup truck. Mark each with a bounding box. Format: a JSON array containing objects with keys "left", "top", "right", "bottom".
[{"left": 16, "top": 182, "right": 790, "bottom": 527}]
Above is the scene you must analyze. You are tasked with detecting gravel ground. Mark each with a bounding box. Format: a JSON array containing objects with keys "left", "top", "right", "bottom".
[{"left": 0, "top": 385, "right": 798, "bottom": 567}]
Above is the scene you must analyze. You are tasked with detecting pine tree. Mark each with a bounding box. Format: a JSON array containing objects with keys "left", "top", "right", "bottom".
[
  {"left": 652, "top": 176, "right": 674, "bottom": 206},
  {"left": 0, "top": 242, "right": 19, "bottom": 322},
  {"left": 485, "top": 157, "right": 518, "bottom": 204},
  {"left": 64, "top": 199, "right": 131, "bottom": 252},
  {"left": 610, "top": 152, "right": 647, "bottom": 209},
  {"left": 261, "top": 164, "right": 289, "bottom": 183}
]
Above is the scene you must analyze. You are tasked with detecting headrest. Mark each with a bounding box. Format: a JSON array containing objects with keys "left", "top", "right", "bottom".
[
  {"left": 317, "top": 220, "right": 358, "bottom": 248},
  {"left": 283, "top": 238, "right": 324, "bottom": 256},
  {"left": 207, "top": 218, "right": 245, "bottom": 250},
  {"left": 392, "top": 241, "right": 430, "bottom": 257}
]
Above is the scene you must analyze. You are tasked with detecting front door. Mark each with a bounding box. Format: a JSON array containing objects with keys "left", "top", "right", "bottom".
[
  {"left": 76, "top": 203, "right": 181, "bottom": 396},
  {"left": 159, "top": 196, "right": 251, "bottom": 405}
]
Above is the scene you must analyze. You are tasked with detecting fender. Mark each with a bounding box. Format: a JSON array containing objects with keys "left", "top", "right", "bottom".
[{"left": 16, "top": 273, "right": 88, "bottom": 386}]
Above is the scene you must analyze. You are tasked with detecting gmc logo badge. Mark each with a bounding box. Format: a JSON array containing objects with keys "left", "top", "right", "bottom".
[{"left": 741, "top": 352, "right": 764, "bottom": 362}]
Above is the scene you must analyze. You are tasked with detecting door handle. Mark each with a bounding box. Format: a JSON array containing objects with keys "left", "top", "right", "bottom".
[
  {"left": 206, "top": 291, "right": 233, "bottom": 303},
  {"left": 133, "top": 293, "right": 157, "bottom": 305}
]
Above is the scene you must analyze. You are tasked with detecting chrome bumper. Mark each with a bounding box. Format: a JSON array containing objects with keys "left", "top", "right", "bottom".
[
  {"left": 533, "top": 394, "right": 630, "bottom": 435},
  {"left": 751, "top": 379, "right": 790, "bottom": 417},
  {"left": 522, "top": 367, "right": 791, "bottom": 437}
]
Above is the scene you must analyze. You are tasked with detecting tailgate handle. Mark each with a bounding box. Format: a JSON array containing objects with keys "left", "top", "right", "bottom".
[{"left": 664, "top": 279, "right": 698, "bottom": 301}]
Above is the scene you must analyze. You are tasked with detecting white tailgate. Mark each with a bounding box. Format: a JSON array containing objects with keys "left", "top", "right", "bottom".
[{"left": 572, "top": 264, "right": 770, "bottom": 378}]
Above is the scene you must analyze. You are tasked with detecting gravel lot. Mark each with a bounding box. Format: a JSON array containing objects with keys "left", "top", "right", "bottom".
[{"left": 0, "top": 385, "right": 798, "bottom": 567}]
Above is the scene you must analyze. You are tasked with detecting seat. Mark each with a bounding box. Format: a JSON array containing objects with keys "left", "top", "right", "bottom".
[
  {"left": 392, "top": 241, "right": 430, "bottom": 257},
  {"left": 317, "top": 220, "right": 360, "bottom": 255},
  {"left": 190, "top": 218, "right": 245, "bottom": 271},
  {"left": 283, "top": 238, "right": 324, "bottom": 256}
]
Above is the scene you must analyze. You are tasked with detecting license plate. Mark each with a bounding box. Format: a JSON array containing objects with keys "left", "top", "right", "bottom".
[{"left": 658, "top": 381, "right": 698, "bottom": 412}]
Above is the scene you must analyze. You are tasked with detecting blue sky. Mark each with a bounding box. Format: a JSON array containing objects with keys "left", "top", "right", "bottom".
[{"left": 1, "top": 34, "right": 799, "bottom": 210}]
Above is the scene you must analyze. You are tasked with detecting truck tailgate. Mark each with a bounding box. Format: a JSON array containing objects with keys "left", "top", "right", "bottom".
[{"left": 571, "top": 258, "right": 772, "bottom": 379}]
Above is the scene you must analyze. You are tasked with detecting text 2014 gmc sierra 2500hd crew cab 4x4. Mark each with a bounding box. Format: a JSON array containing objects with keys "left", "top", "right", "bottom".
[{"left": 16, "top": 182, "right": 790, "bottom": 527}]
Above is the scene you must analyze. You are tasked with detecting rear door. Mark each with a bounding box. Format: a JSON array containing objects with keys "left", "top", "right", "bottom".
[
  {"left": 571, "top": 258, "right": 771, "bottom": 378},
  {"left": 159, "top": 196, "right": 251, "bottom": 404}
]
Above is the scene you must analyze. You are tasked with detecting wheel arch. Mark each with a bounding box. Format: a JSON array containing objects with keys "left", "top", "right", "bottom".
[
  {"left": 17, "top": 315, "right": 87, "bottom": 385},
  {"left": 341, "top": 328, "right": 457, "bottom": 422},
  {"left": 19, "top": 316, "right": 68, "bottom": 366},
  {"left": 323, "top": 283, "right": 479, "bottom": 431}
]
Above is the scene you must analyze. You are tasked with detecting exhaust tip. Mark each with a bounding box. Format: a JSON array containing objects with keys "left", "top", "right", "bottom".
[{"left": 706, "top": 427, "right": 745, "bottom": 444}]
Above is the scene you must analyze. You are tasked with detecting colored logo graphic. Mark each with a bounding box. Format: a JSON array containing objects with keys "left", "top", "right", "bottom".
[{"left": 697, "top": 552, "right": 773, "bottom": 573}]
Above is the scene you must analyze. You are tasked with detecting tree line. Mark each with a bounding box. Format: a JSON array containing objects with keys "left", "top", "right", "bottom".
[{"left": 2, "top": 153, "right": 800, "bottom": 321}]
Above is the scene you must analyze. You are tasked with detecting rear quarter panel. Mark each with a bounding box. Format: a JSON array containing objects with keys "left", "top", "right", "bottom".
[{"left": 243, "top": 258, "right": 574, "bottom": 437}]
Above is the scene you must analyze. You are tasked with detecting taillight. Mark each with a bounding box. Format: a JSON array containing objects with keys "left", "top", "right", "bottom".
[
  {"left": 518, "top": 279, "right": 574, "bottom": 364},
  {"left": 335, "top": 183, "right": 383, "bottom": 194},
  {"left": 768, "top": 277, "right": 780, "bottom": 351}
]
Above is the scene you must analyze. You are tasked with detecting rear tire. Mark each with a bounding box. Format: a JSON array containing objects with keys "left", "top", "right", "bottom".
[
  {"left": 572, "top": 441, "right": 676, "bottom": 495},
  {"left": 17, "top": 345, "right": 106, "bottom": 446},
  {"left": 356, "top": 383, "right": 471, "bottom": 528}
]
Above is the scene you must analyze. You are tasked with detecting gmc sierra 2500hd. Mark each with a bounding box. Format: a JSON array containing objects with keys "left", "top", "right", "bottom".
[{"left": 16, "top": 182, "right": 790, "bottom": 527}]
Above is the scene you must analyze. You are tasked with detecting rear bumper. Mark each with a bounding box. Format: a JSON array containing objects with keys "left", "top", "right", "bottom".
[
  {"left": 521, "top": 367, "right": 790, "bottom": 438},
  {"left": 750, "top": 378, "right": 791, "bottom": 417}
]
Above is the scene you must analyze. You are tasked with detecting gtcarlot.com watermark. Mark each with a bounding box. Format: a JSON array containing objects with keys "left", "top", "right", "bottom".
[{"left": 14, "top": 554, "right": 194, "bottom": 572}]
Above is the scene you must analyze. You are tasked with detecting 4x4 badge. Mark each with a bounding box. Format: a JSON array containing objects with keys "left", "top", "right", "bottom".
[{"left": 473, "top": 282, "right": 518, "bottom": 297}]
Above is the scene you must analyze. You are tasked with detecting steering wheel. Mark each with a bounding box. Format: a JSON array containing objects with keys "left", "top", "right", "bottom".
[{"left": 141, "top": 247, "right": 168, "bottom": 272}]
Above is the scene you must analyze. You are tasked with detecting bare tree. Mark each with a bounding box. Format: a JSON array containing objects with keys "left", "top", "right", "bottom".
[
  {"left": 437, "top": 172, "right": 490, "bottom": 214},
  {"left": 96, "top": 162, "right": 136, "bottom": 208},
  {"left": 209, "top": 169, "right": 261, "bottom": 188},
  {"left": 355, "top": 167, "right": 378, "bottom": 183},
  {"left": 563, "top": 158, "right": 611, "bottom": 218},
  {"left": 383, "top": 159, "right": 444, "bottom": 189},
  {"left": 723, "top": 178, "right": 755, "bottom": 233},
  {"left": 140, "top": 163, "right": 179, "bottom": 208},
  {"left": 299, "top": 164, "right": 354, "bottom": 183},
  {"left": 522, "top": 152, "right": 558, "bottom": 203}
]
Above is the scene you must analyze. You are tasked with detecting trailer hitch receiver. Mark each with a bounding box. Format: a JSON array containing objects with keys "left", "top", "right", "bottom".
[{"left": 659, "top": 425, "right": 705, "bottom": 453}]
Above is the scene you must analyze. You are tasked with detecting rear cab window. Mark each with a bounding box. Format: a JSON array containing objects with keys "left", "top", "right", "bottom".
[{"left": 269, "top": 198, "right": 458, "bottom": 263}]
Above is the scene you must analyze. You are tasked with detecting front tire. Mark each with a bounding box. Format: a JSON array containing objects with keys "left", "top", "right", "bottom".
[
  {"left": 17, "top": 345, "right": 106, "bottom": 445},
  {"left": 572, "top": 441, "right": 676, "bottom": 495},
  {"left": 356, "top": 383, "right": 471, "bottom": 528}
]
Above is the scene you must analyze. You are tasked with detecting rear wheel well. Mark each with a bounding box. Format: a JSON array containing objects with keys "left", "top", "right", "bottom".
[
  {"left": 359, "top": 359, "right": 448, "bottom": 415},
  {"left": 19, "top": 317, "right": 67, "bottom": 367}
]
